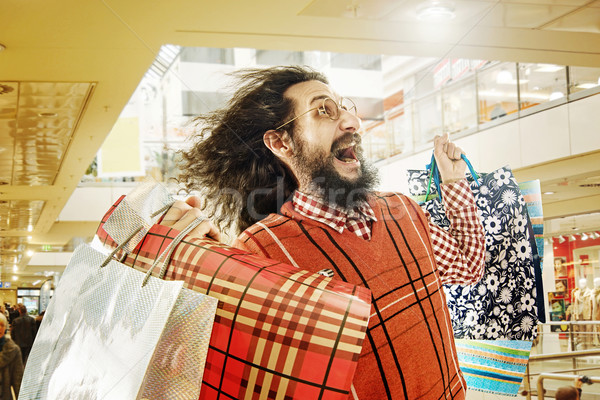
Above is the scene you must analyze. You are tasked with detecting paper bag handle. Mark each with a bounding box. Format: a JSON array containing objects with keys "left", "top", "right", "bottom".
[
  {"left": 424, "top": 152, "right": 480, "bottom": 201},
  {"left": 141, "top": 216, "right": 206, "bottom": 287}
]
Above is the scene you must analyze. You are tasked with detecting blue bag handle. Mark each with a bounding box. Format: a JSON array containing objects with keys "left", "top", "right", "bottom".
[{"left": 425, "top": 153, "right": 480, "bottom": 202}]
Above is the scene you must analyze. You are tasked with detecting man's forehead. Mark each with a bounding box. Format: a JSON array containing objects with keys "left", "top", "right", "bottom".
[{"left": 284, "top": 80, "right": 337, "bottom": 103}]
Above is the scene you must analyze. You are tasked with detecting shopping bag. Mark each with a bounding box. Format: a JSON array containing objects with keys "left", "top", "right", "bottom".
[
  {"left": 19, "top": 227, "right": 218, "bottom": 399},
  {"left": 96, "top": 183, "right": 372, "bottom": 400},
  {"left": 455, "top": 339, "right": 532, "bottom": 396},
  {"left": 407, "top": 161, "right": 540, "bottom": 340}
]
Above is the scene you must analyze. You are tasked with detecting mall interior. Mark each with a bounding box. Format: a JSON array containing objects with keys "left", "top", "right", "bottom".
[{"left": 3, "top": 0, "right": 600, "bottom": 398}]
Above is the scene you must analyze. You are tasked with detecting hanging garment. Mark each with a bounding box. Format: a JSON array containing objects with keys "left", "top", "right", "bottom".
[
  {"left": 96, "top": 183, "right": 372, "bottom": 400},
  {"left": 520, "top": 180, "right": 546, "bottom": 323},
  {"left": 519, "top": 180, "right": 544, "bottom": 271},
  {"left": 407, "top": 165, "right": 539, "bottom": 340},
  {"left": 19, "top": 244, "right": 217, "bottom": 400},
  {"left": 455, "top": 339, "right": 532, "bottom": 396}
]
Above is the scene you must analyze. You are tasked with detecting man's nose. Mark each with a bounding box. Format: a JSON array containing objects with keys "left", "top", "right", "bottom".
[{"left": 338, "top": 109, "right": 361, "bottom": 133}]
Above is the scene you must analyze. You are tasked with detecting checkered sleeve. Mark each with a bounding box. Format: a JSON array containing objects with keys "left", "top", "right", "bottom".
[{"left": 426, "top": 179, "right": 486, "bottom": 285}]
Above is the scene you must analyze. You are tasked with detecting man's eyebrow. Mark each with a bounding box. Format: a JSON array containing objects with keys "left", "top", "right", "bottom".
[{"left": 309, "top": 94, "right": 331, "bottom": 105}]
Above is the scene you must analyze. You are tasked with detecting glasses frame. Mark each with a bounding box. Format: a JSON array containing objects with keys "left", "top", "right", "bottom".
[{"left": 274, "top": 97, "right": 357, "bottom": 131}]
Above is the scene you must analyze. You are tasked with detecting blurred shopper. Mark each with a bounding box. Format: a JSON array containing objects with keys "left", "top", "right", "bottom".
[
  {"left": 7, "top": 307, "right": 18, "bottom": 325},
  {"left": 10, "top": 305, "right": 36, "bottom": 365},
  {"left": 555, "top": 377, "right": 586, "bottom": 400},
  {"left": 0, "top": 313, "right": 23, "bottom": 399}
]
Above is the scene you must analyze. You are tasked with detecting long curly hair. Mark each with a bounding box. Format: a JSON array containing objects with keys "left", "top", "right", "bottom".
[{"left": 179, "top": 66, "right": 328, "bottom": 235}]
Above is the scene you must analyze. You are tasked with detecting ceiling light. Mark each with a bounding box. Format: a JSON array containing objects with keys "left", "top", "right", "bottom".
[
  {"left": 12, "top": 266, "right": 17, "bottom": 272},
  {"left": 27, "top": 224, "right": 33, "bottom": 232},
  {"left": 12, "top": 276, "right": 17, "bottom": 281},
  {"left": 534, "top": 64, "right": 564, "bottom": 73},
  {"left": 544, "top": 191, "right": 555, "bottom": 195},
  {"left": 549, "top": 91, "right": 564, "bottom": 101},
  {"left": 26, "top": 250, "right": 34, "bottom": 257},
  {"left": 416, "top": 0, "right": 456, "bottom": 21},
  {"left": 591, "top": 232, "right": 600, "bottom": 239},
  {"left": 577, "top": 83, "right": 598, "bottom": 90},
  {"left": 496, "top": 69, "right": 513, "bottom": 84},
  {"left": 558, "top": 235, "right": 566, "bottom": 243},
  {"left": 581, "top": 232, "right": 589, "bottom": 240},
  {"left": 569, "top": 234, "right": 577, "bottom": 241},
  {"left": 37, "top": 112, "right": 58, "bottom": 118},
  {"left": 32, "top": 279, "right": 41, "bottom": 286}
]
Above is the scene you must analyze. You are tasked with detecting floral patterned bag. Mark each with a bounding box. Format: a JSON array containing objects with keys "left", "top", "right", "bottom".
[{"left": 407, "top": 163, "right": 540, "bottom": 340}]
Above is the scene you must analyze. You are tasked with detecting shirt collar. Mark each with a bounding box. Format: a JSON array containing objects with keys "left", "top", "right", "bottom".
[{"left": 292, "top": 190, "right": 377, "bottom": 233}]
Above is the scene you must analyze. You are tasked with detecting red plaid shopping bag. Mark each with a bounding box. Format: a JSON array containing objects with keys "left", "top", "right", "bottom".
[{"left": 96, "top": 196, "right": 371, "bottom": 400}]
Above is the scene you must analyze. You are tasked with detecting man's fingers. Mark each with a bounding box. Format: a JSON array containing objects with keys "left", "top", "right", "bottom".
[
  {"left": 445, "top": 143, "right": 464, "bottom": 160},
  {"left": 185, "top": 195, "right": 202, "bottom": 208},
  {"left": 161, "top": 200, "right": 192, "bottom": 225},
  {"left": 171, "top": 208, "right": 204, "bottom": 232},
  {"left": 189, "top": 220, "right": 222, "bottom": 242}
]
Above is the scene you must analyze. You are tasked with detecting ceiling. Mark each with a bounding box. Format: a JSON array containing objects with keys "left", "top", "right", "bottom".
[{"left": 2, "top": 0, "right": 600, "bottom": 287}]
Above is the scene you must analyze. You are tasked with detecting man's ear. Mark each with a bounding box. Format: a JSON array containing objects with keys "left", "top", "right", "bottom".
[{"left": 263, "top": 130, "right": 294, "bottom": 159}]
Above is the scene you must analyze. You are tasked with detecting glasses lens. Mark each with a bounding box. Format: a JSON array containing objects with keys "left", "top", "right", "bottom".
[
  {"left": 322, "top": 98, "right": 339, "bottom": 120},
  {"left": 341, "top": 97, "right": 357, "bottom": 116}
]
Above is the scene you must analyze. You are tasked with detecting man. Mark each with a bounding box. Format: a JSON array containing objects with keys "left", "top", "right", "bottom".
[
  {"left": 163, "top": 66, "right": 485, "bottom": 399},
  {"left": 0, "top": 313, "right": 23, "bottom": 399},
  {"left": 10, "top": 304, "right": 36, "bottom": 365}
]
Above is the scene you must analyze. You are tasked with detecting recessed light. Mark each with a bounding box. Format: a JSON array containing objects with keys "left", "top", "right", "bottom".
[
  {"left": 535, "top": 64, "right": 564, "bottom": 73},
  {"left": 544, "top": 191, "right": 555, "bottom": 195},
  {"left": 26, "top": 250, "right": 34, "bottom": 257},
  {"left": 416, "top": 0, "right": 456, "bottom": 21},
  {"left": 12, "top": 276, "right": 17, "bottom": 281},
  {"left": 12, "top": 266, "right": 17, "bottom": 272},
  {"left": 37, "top": 112, "right": 58, "bottom": 118},
  {"left": 577, "top": 83, "right": 598, "bottom": 90}
]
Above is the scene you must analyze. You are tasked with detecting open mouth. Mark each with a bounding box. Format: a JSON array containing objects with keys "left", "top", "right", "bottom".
[{"left": 333, "top": 144, "right": 358, "bottom": 163}]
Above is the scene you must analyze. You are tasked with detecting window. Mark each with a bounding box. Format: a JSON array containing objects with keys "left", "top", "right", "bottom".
[
  {"left": 442, "top": 77, "right": 477, "bottom": 134},
  {"left": 518, "top": 63, "right": 567, "bottom": 110},
  {"left": 387, "top": 105, "right": 413, "bottom": 157},
  {"left": 256, "top": 50, "right": 304, "bottom": 65},
  {"left": 569, "top": 66, "right": 600, "bottom": 95},
  {"left": 477, "top": 63, "right": 519, "bottom": 124},
  {"left": 414, "top": 93, "right": 442, "bottom": 145},
  {"left": 179, "top": 47, "right": 234, "bottom": 64},
  {"left": 330, "top": 53, "right": 381, "bottom": 71}
]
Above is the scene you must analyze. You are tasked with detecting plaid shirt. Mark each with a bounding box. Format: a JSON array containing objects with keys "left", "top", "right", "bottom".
[
  {"left": 293, "top": 191, "right": 377, "bottom": 240},
  {"left": 293, "top": 179, "right": 485, "bottom": 285}
]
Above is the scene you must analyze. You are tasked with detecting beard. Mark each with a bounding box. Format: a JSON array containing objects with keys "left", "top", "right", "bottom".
[{"left": 292, "top": 132, "right": 380, "bottom": 210}]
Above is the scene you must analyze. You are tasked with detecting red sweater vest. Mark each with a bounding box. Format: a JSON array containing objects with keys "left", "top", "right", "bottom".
[{"left": 235, "top": 192, "right": 466, "bottom": 400}]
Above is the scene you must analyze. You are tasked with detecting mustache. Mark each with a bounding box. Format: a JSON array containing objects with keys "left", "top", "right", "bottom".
[{"left": 331, "top": 132, "right": 362, "bottom": 151}]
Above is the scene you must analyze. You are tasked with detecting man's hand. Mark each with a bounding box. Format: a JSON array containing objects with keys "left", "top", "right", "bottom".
[
  {"left": 433, "top": 133, "right": 467, "bottom": 183},
  {"left": 160, "top": 196, "right": 222, "bottom": 241}
]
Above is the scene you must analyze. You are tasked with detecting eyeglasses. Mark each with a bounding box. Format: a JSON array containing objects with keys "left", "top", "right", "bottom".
[{"left": 275, "top": 97, "right": 357, "bottom": 131}]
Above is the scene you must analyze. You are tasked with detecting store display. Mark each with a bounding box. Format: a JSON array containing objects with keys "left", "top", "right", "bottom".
[
  {"left": 455, "top": 339, "right": 532, "bottom": 396},
  {"left": 96, "top": 184, "right": 372, "bottom": 400},
  {"left": 407, "top": 162, "right": 540, "bottom": 340},
  {"left": 19, "top": 244, "right": 217, "bottom": 400}
]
